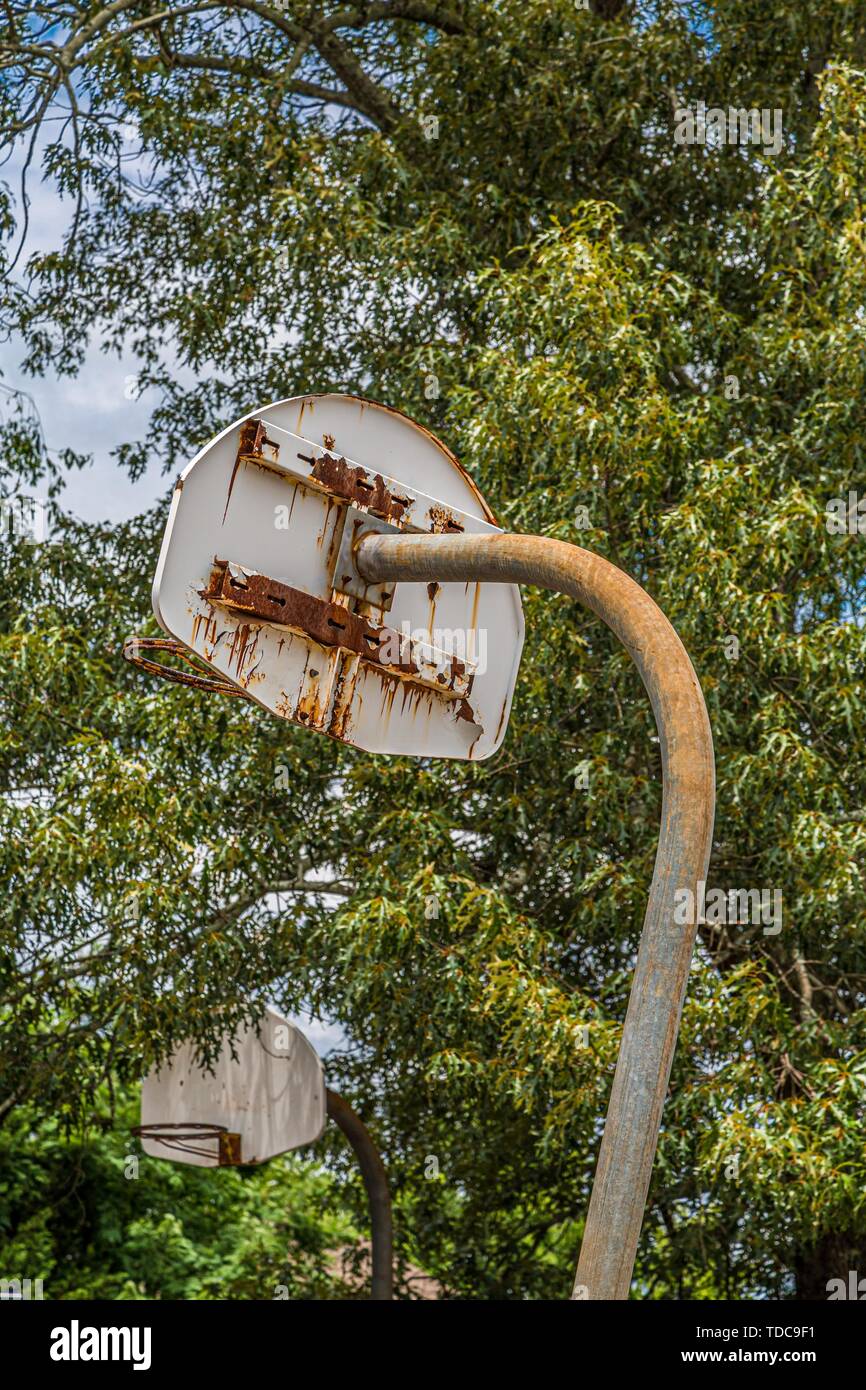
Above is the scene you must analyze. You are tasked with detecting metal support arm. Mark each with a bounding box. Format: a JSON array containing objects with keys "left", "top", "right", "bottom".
[
  {"left": 356, "top": 530, "right": 715, "bottom": 1301},
  {"left": 326, "top": 1088, "right": 394, "bottom": 1300}
]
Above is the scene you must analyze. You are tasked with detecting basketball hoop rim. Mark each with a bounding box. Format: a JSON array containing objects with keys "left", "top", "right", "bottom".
[{"left": 131, "top": 1121, "right": 232, "bottom": 1162}]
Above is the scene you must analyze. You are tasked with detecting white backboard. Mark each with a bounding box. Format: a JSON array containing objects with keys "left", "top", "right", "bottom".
[
  {"left": 152, "top": 394, "right": 524, "bottom": 759},
  {"left": 139, "top": 1009, "right": 326, "bottom": 1167}
]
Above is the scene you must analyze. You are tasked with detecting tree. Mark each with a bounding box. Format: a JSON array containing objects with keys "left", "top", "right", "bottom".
[
  {"left": 0, "top": 1090, "right": 364, "bottom": 1299},
  {"left": 1, "top": 1, "right": 865, "bottom": 1298}
]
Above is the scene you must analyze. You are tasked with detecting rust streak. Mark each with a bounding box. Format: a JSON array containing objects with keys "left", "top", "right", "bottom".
[
  {"left": 471, "top": 582, "right": 481, "bottom": 631},
  {"left": 429, "top": 504, "right": 464, "bottom": 535},
  {"left": 222, "top": 450, "right": 244, "bottom": 526},
  {"left": 223, "top": 420, "right": 280, "bottom": 525}
]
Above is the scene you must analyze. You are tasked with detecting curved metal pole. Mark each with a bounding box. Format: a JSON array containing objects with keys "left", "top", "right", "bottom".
[
  {"left": 326, "top": 1088, "right": 393, "bottom": 1300},
  {"left": 356, "top": 531, "right": 715, "bottom": 1300}
]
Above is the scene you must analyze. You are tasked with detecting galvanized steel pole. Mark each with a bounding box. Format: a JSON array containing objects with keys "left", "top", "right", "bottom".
[
  {"left": 355, "top": 531, "right": 715, "bottom": 1300},
  {"left": 326, "top": 1088, "right": 393, "bottom": 1300}
]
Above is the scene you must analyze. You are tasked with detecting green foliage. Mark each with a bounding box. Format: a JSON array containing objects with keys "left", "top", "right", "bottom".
[
  {"left": 1, "top": 1, "right": 865, "bottom": 1299},
  {"left": 0, "top": 1093, "right": 360, "bottom": 1299}
]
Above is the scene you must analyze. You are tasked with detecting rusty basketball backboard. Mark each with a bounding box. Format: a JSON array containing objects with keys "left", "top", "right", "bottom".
[{"left": 151, "top": 394, "right": 524, "bottom": 759}]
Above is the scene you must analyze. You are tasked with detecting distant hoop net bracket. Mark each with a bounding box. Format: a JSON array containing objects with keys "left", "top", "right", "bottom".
[
  {"left": 131, "top": 1122, "right": 243, "bottom": 1166},
  {"left": 123, "top": 636, "right": 253, "bottom": 700}
]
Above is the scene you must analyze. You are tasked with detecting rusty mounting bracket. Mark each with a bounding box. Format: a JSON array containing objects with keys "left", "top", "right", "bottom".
[
  {"left": 201, "top": 559, "right": 475, "bottom": 699},
  {"left": 243, "top": 418, "right": 496, "bottom": 539},
  {"left": 238, "top": 418, "right": 280, "bottom": 467},
  {"left": 332, "top": 509, "right": 400, "bottom": 611}
]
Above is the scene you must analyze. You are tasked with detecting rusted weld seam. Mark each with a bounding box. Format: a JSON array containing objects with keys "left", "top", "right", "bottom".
[{"left": 355, "top": 530, "right": 715, "bottom": 1302}]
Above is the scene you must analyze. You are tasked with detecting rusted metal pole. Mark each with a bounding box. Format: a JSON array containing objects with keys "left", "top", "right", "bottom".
[
  {"left": 326, "top": 1088, "right": 393, "bottom": 1300},
  {"left": 355, "top": 531, "right": 715, "bottom": 1300}
]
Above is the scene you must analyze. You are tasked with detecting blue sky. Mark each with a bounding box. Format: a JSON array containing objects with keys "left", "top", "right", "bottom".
[{"left": 1, "top": 138, "right": 173, "bottom": 524}]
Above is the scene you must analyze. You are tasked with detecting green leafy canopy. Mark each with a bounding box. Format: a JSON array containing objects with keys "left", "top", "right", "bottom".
[{"left": 1, "top": 1, "right": 865, "bottom": 1298}]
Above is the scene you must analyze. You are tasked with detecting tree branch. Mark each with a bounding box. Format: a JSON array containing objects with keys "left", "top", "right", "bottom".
[{"left": 169, "top": 50, "right": 363, "bottom": 113}]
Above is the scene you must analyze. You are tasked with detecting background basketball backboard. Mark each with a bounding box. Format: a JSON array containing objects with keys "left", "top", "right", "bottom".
[{"left": 138, "top": 1009, "right": 326, "bottom": 1167}]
